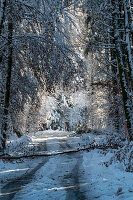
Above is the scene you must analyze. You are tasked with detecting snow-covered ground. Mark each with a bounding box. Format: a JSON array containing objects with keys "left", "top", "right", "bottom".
[
  {"left": 7, "top": 150, "right": 133, "bottom": 200},
  {"left": 0, "top": 130, "right": 133, "bottom": 200}
]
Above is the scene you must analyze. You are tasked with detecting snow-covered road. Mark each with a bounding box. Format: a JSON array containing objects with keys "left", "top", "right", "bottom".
[
  {"left": 0, "top": 131, "right": 133, "bottom": 200},
  {"left": 0, "top": 132, "right": 90, "bottom": 200}
]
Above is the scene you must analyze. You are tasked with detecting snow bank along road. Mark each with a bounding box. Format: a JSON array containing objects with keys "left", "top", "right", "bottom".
[{"left": 0, "top": 131, "right": 133, "bottom": 200}]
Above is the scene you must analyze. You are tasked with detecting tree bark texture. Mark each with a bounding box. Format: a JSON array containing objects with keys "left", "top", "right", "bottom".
[
  {"left": 112, "top": 0, "right": 133, "bottom": 140},
  {"left": 1, "top": 15, "right": 13, "bottom": 149}
]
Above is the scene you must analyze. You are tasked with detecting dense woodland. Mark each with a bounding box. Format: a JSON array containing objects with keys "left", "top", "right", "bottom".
[{"left": 0, "top": 0, "right": 133, "bottom": 150}]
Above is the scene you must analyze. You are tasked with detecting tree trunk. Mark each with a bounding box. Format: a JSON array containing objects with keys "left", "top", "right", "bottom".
[
  {"left": 1, "top": 16, "right": 13, "bottom": 149},
  {"left": 123, "top": 0, "right": 133, "bottom": 89},
  {"left": 110, "top": 25, "right": 120, "bottom": 131},
  {"left": 112, "top": 0, "right": 133, "bottom": 140},
  {"left": 0, "top": 0, "right": 7, "bottom": 63}
]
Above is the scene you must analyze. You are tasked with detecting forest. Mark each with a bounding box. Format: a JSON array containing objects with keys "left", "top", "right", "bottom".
[
  {"left": 0, "top": 0, "right": 133, "bottom": 148},
  {"left": 0, "top": 0, "right": 133, "bottom": 199}
]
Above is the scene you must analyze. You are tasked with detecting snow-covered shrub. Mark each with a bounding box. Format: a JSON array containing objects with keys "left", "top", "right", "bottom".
[{"left": 106, "top": 142, "right": 133, "bottom": 172}]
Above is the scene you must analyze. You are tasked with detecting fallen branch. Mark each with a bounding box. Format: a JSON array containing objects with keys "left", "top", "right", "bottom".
[{"left": 0, "top": 144, "right": 123, "bottom": 160}]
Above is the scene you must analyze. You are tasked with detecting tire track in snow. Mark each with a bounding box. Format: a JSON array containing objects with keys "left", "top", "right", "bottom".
[
  {"left": 58, "top": 139, "right": 88, "bottom": 200},
  {"left": 0, "top": 142, "right": 49, "bottom": 200}
]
